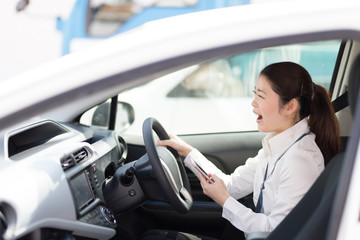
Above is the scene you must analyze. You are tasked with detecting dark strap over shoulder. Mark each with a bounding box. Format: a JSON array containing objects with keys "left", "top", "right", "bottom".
[{"left": 332, "top": 91, "right": 348, "bottom": 113}]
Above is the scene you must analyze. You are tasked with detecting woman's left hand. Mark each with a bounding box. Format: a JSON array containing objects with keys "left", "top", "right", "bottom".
[{"left": 199, "top": 174, "right": 230, "bottom": 207}]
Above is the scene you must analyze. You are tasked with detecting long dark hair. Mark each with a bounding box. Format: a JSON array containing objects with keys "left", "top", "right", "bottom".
[{"left": 260, "top": 62, "right": 340, "bottom": 165}]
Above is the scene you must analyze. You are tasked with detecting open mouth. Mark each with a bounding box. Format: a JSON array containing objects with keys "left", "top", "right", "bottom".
[{"left": 253, "top": 110, "right": 263, "bottom": 122}]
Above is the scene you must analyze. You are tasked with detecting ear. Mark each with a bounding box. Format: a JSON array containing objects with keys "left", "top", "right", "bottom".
[{"left": 285, "top": 98, "right": 299, "bottom": 116}]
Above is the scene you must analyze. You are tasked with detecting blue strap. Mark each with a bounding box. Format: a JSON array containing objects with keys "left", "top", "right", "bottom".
[{"left": 255, "top": 131, "right": 310, "bottom": 213}]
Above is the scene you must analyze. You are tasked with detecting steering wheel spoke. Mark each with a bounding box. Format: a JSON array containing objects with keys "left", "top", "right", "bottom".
[{"left": 180, "top": 187, "right": 192, "bottom": 204}]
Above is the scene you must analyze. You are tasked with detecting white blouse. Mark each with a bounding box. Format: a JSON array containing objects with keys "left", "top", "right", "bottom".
[{"left": 183, "top": 118, "right": 324, "bottom": 235}]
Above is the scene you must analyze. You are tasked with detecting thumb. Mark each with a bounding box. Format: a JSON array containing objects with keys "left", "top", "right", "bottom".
[{"left": 209, "top": 174, "right": 220, "bottom": 182}]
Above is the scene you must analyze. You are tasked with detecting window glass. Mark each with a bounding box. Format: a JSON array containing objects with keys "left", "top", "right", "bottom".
[{"left": 80, "top": 40, "right": 341, "bottom": 136}]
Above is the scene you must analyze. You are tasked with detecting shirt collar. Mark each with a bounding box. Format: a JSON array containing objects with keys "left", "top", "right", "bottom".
[{"left": 262, "top": 118, "right": 310, "bottom": 160}]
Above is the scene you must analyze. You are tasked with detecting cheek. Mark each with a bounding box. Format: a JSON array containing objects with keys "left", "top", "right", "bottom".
[{"left": 261, "top": 102, "right": 278, "bottom": 116}]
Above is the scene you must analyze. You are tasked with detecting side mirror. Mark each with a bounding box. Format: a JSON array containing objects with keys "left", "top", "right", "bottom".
[
  {"left": 80, "top": 101, "right": 134, "bottom": 132},
  {"left": 115, "top": 101, "right": 135, "bottom": 132},
  {"left": 91, "top": 101, "right": 111, "bottom": 127}
]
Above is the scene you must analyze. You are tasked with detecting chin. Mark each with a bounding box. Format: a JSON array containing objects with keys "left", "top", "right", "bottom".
[
  {"left": 257, "top": 125, "right": 273, "bottom": 133},
  {"left": 257, "top": 126, "right": 266, "bottom": 133}
]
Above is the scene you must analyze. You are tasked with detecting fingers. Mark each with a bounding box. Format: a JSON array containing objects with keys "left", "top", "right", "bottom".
[
  {"left": 169, "top": 133, "right": 178, "bottom": 140},
  {"left": 157, "top": 134, "right": 193, "bottom": 157},
  {"left": 204, "top": 173, "right": 215, "bottom": 184},
  {"left": 157, "top": 133, "right": 177, "bottom": 147},
  {"left": 157, "top": 139, "right": 173, "bottom": 148},
  {"left": 198, "top": 172, "right": 207, "bottom": 183},
  {"left": 209, "top": 174, "right": 219, "bottom": 182},
  {"left": 199, "top": 173, "right": 215, "bottom": 187},
  {"left": 199, "top": 174, "right": 229, "bottom": 206},
  {"left": 200, "top": 174, "right": 213, "bottom": 196}
]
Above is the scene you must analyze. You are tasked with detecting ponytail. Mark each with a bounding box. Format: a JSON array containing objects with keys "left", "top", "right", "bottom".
[
  {"left": 308, "top": 84, "right": 340, "bottom": 165},
  {"left": 261, "top": 62, "right": 340, "bottom": 165}
]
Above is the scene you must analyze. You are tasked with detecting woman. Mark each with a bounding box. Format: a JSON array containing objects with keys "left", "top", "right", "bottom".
[{"left": 144, "top": 62, "right": 340, "bottom": 239}]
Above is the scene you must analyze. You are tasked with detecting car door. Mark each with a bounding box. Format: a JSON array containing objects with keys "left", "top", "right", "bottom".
[{"left": 79, "top": 39, "right": 343, "bottom": 238}]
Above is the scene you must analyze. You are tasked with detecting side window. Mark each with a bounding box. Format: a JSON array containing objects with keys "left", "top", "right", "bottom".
[
  {"left": 80, "top": 40, "right": 341, "bottom": 136},
  {"left": 167, "top": 59, "right": 245, "bottom": 98}
]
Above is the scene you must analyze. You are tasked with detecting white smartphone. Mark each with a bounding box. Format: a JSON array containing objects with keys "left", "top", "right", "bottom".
[{"left": 190, "top": 159, "right": 214, "bottom": 183}]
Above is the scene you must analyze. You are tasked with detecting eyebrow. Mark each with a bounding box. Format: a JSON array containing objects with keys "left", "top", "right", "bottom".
[{"left": 254, "top": 87, "right": 267, "bottom": 95}]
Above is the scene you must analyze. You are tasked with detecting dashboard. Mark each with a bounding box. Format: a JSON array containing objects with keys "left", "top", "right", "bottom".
[{"left": 0, "top": 119, "right": 128, "bottom": 239}]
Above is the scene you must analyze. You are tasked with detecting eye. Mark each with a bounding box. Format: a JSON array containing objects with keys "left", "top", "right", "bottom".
[{"left": 252, "top": 90, "right": 264, "bottom": 99}]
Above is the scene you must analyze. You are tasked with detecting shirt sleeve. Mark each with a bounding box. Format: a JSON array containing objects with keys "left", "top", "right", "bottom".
[
  {"left": 225, "top": 149, "right": 263, "bottom": 199},
  {"left": 183, "top": 149, "right": 225, "bottom": 179},
  {"left": 184, "top": 148, "right": 263, "bottom": 199},
  {"left": 223, "top": 196, "right": 270, "bottom": 233}
]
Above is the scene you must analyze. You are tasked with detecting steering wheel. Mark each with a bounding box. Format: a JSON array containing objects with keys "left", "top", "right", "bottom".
[{"left": 142, "top": 117, "right": 193, "bottom": 213}]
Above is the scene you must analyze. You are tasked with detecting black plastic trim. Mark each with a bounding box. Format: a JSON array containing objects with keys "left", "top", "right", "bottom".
[{"left": 329, "top": 40, "right": 347, "bottom": 97}]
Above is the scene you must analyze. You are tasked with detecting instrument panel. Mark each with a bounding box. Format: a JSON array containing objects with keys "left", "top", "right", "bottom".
[{"left": 0, "top": 120, "right": 127, "bottom": 239}]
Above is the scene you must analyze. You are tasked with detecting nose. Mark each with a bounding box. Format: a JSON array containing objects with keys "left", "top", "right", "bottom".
[{"left": 251, "top": 97, "right": 257, "bottom": 108}]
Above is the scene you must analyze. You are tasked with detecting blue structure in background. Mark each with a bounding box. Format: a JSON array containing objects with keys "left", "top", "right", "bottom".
[{"left": 56, "top": 0, "right": 249, "bottom": 55}]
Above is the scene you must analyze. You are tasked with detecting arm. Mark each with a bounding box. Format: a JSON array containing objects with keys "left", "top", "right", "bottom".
[
  {"left": 158, "top": 134, "right": 262, "bottom": 199},
  {"left": 220, "top": 146, "right": 324, "bottom": 234},
  {"left": 157, "top": 134, "right": 225, "bottom": 178}
]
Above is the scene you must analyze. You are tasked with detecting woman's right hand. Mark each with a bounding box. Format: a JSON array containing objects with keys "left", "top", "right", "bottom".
[{"left": 157, "top": 134, "right": 194, "bottom": 157}]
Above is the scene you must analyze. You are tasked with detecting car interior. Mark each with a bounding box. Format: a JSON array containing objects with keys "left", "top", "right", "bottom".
[{"left": 0, "top": 37, "right": 359, "bottom": 240}]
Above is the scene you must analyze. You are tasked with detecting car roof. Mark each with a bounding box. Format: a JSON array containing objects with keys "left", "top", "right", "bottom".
[{"left": 0, "top": 0, "right": 360, "bottom": 132}]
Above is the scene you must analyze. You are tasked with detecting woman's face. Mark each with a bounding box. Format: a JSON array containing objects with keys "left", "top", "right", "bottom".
[{"left": 251, "top": 75, "right": 294, "bottom": 134}]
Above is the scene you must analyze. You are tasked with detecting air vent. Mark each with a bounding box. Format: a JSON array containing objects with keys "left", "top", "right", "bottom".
[
  {"left": 60, "top": 147, "right": 90, "bottom": 171},
  {"left": 61, "top": 156, "right": 76, "bottom": 170},
  {"left": 73, "top": 148, "right": 89, "bottom": 163}
]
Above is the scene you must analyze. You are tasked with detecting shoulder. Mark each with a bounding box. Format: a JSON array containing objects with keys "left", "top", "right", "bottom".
[{"left": 282, "top": 134, "right": 324, "bottom": 176}]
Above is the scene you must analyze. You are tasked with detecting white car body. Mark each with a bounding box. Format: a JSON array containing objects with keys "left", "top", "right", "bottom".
[
  {"left": 1, "top": 0, "right": 357, "bottom": 127},
  {"left": 0, "top": 1, "right": 360, "bottom": 239}
]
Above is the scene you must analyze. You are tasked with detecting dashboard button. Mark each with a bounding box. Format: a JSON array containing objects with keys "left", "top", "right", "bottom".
[{"left": 128, "top": 189, "right": 136, "bottom": 196}]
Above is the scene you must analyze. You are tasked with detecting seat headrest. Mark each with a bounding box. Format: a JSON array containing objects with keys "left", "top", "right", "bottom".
[{"left": 348, "top": 55, "right": 360, "bottom": 116}]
